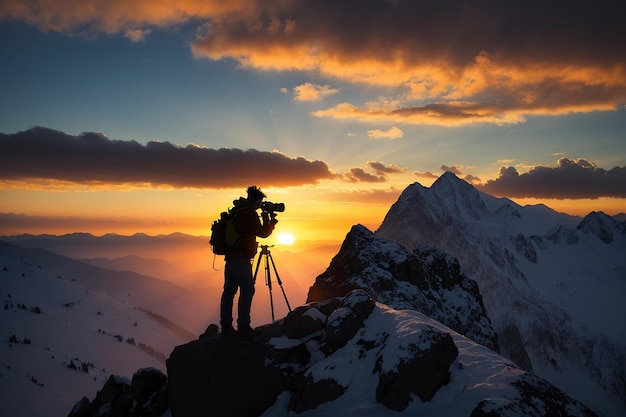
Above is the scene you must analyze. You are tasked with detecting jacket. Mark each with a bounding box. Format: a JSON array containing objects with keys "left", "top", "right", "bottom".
[{"left": 225, "top": 198, "right": 276, "bottom": 260}]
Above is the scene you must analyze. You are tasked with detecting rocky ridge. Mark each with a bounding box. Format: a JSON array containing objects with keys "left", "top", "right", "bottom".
[
  {"left": 69, "top": 220, "right": 599, "bottom": 417},
  {"left": 307, "top": 223, "right": 499, "bottom": 352}
]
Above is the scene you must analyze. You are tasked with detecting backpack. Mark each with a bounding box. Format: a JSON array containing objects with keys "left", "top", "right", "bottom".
[{"left": 210, "top": 208, "right": 242, "bottom": 255}]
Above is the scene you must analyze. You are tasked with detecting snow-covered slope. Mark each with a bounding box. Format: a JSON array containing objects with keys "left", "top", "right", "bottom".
[
  {"left": 0, "top": 241, "right": 195, "bottom": 417},
  {"left": 376, "top": 172, "right": 626, "bottom": 417},
  {"left": 163, "top": 290, "right": 597, "bottom": 417}
]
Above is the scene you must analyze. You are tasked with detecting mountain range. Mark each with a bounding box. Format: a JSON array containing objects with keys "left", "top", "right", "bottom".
[
  {"left": 1, "top": 172, "right": 624, "bottom": 416},
  {"left": 376, "top": 172, "right": 626, "bottom": 416}
]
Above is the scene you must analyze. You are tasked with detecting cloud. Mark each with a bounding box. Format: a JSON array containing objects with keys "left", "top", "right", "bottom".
[
  {"left": 477, "top": 158, "right": 626, "bottom": 199},
  {"left": 341, "top": 161, "right": 406, "bottom": 183},
  {"left": 293, "top": 82, "right": 338, "bottom": 102},
  {"left": 124, "top": 28, "right": 152, "bottom": 42},
  {"left": 3, "top": 0, "right": 626, "bottom": 126},
  {"left": 189, "top": 1, "right": 626, "bottom": 126},
  {"left": 342, "top": 168, "right": 385, "bottom": 183},
  {"left": 413, "top": 171, "right": 438, "bottom": 180},
  {"left": 367, "top": 161, "right": 406, "bottom": 175},
  {"left": 463, "top": 174, "right": 482, "bottom": 185},
  {"left": 0, "top": 127, "right": 336, "bottom": 189},
  {"left": 367, "top": 126, "right": 403, "bottom": 140},
  {"left": 439, "top": 165, "right": 481, "bottom": 184},
  {"left": 440, "top": 165, "right": 463, "bottom": 176}
]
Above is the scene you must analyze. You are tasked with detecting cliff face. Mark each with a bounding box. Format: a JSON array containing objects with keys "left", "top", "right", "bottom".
[{"left": 307, "top": 224, "right": 499, "bottom": 352}]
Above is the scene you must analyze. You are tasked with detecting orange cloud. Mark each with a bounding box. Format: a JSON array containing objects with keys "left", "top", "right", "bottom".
[
  {"left": 293, "top": 82, "right": 338, "bottom": 102},
  {"left": 367, "top": 126, "right": 403, "bottom": 140},
  {"left": 3, "top": 0, "right": 626, "bottom": 126},
  {"left": 0, "top": 0, "right": 251, "bottom": 35}
]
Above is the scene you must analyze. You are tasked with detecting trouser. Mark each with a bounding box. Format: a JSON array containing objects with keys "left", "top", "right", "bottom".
[{"left": 220, "top": 257, "right": 255, "bottom": 328}]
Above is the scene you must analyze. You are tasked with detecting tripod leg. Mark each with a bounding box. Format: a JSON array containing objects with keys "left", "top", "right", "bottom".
[
  {"left": 265, "top": 254, "right": 275, "bottom": 322},
  {"left": 268, "top": 253, "right": 292, "bottom": 312},
  {"left": 253, "top": 251, "right": 263, "bottom": 284}
]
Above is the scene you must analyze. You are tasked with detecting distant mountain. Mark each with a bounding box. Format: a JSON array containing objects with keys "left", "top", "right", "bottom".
[
  {"left": 80, "top": 255, "right": 188, "bottom": 281},
  {"left": 0, "top": 232, "right": 334, "bottom": 292},
  {"left": 0, "top": 232, "right": 328, "bottom": 325},
  {"left": 7, "top": 173, "right": 624, "bottom": 416},
  {"left": 79, "top": 254, "right": 216, "bottom": 289},
  {"left": 376, "top": 172, "right": 626, "bottom": 417},
  {"left": 0, "top": 241, "right": 197, "bottom": 417},
  {"left": 68, "top": 228, "right": 599, "bottom": 417},
  {"left": 0, "top": 232, "right": 213, "bottom": 273}
]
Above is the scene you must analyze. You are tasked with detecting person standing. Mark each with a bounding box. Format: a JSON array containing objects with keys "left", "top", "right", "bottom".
[{"left": 220, "top": 185, "right": 277, "bottom": 336}]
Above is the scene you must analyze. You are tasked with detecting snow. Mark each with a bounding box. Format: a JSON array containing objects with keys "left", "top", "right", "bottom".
[
  {"left": 1, "top": 173, "right": 624, "bottom": 416},
  {"left": 303, "top": 307, "right": 326, "bottom": 322},
  {"left": 0, "top": 245, "right": 191, "bottom": 417},
  {"left": 376, "top": 174, "right": 626, "bottom": 417},
  {"left": 261, "top": 303, "right": 527, "bottom": 417}
]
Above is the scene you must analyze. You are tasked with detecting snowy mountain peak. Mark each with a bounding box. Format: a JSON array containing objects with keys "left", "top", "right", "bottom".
[
  {"left": 431, "top": 171, "right": 486, "bottom": 217},
  {"left": 576, "top": 211, "right": 625, "bottom": 243},
  {"left": 377, "top": 173, "right": 626, "bottom": 417}
]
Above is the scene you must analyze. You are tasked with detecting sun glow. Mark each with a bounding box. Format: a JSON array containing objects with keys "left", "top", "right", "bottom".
[{"left": 277, "top": 232, "right": 296, "bottom": 245}]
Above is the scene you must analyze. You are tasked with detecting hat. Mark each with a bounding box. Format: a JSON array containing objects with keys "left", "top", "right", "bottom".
[{"left": 247, "top": 185, "right": 266, "bottom": 201}]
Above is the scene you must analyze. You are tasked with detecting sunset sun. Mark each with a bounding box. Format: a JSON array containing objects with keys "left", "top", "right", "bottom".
[{"left": 277, "top": 232, "right": 295, "bottom": 245}]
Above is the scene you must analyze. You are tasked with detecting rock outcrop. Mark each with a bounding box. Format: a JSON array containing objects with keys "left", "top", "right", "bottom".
[
  {"left": 165, "top": 290, "right": 462, "bottom": 416},
  {"left": 68, "top": 368, "right": 168, "bottom": 417},
  {"left": 307, "top": 224, "right": 499, "bottom": 352},
  {"left": 71, "top": 290, "right": 598, "bottom": 417}
]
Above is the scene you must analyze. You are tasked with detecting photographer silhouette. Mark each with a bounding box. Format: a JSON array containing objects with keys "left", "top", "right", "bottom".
[{"left": 219, "top": 186, "right": 278, "bottom": 337}]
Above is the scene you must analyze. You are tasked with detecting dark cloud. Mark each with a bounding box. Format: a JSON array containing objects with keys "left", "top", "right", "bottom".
[
  {"left": 341, "top": 161, "right": 406, "bottom": 183},
  {"left": 440, "top": 165, "right": 463, "bottom": 176},
  {"left": 194, "top": 0, "right": 625, "bottom": 68},
  {"left": 5, "top": 0, "right": 624, "bottom": 68},
  {"left": 342, "top": 167, "right": 386, "bottom": 183},
  {"left": 463, "top": 174, "right": 482, "bottom": 185},
  {"left": 0, "top": 127, "right": 336, "bottom": 188},
  {"left": 367, "top": 161, "right": 406, "bottom": 175},
  {"left": 477, "top": 158, "right": 626, "bottom": 199}
]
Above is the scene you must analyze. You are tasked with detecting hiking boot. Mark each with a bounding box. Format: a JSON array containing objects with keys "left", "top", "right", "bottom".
[
  {"left": 220, "top": 325, "right": 237, "bottom": 336},
  {"left": 199, "top": 323, "right": 219, "bottom": 339},
  {"left": 237, "top": 325, "right": 260, "bottom": 338}
]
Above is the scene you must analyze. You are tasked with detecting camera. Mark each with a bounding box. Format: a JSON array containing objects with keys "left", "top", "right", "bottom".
[{"left": 261, "top": 201, "right": 285, "bottom": 213}]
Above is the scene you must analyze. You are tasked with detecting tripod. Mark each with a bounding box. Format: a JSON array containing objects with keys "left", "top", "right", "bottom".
[{"left": 253, "top": 245, "right": 292, "bottom": 322}]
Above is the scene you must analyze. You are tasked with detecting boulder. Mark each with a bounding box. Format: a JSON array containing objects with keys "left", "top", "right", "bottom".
[
  {"left": 166, "top": 327, "right": 287, "bottom": 417},
  {"left": 374, "top": 326, "right": 458, "bottom": 410}
]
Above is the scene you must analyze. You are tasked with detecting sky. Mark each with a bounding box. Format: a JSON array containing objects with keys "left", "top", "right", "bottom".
[{"left": 1, "top": 0, "right": 625, "bottom": 245}]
